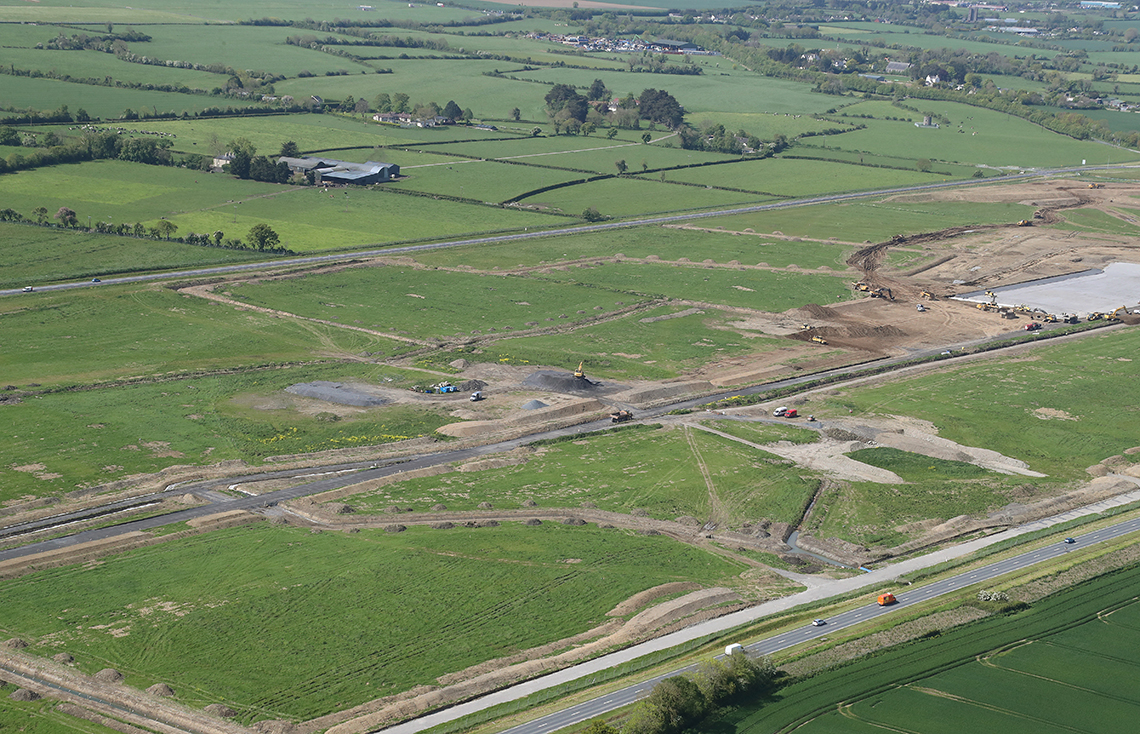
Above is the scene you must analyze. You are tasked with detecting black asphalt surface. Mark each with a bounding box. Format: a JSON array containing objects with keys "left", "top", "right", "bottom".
[
  {"left": 3, "top": 164, "right": 1130, "bottom": 297},
  {"left": 497, "top": 516, "right": 1140, "bottom": 734}
]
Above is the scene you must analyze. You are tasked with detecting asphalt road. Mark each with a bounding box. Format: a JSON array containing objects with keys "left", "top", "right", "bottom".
[
  {"left": 4, "top": 163, "right": 1134, "bottom": 297},
  {"left": 464, "top": 513, "right": 1140, "bottom": 734}
]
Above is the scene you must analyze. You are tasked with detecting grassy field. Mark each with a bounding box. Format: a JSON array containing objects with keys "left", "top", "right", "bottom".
[
  {"left": 0, "top": 223, "right": 267, "bottom": 288},
  {"left": 699, "top": 420, "right": 822, "bottom": 446},
  {"left": 0, "top": 690, "right": 122, "bottom": 734},
  {"left": 352, "top": 424, "right": 820, "bottom": 524},
  {"left": 411, "top": 225, "right": 855, "bottom": 271},
  {"left": 516, "top": 176, "right": 771, "bottom": 218},
  {"left": 0, "top": 159, "right": 557, "bottom": 252},
  {"left": 816, "top": 327, "right": 1140, "bottom": 481},
  {"left": 224, "top": 265, "right": 653, "bottom": 339},
  {"left": 533, "top": 261, "right": 852, "bottom": 311},
  {"left": 645, "top": 157, "right": 952, "bottom": 198},
  {"left": 0, "top": 74, "right": 255, "bottom": 119},
  {"left": 723, "top": 562, "right": 1140, "bottom": 733},
  {"left": 701, "top": 199, "right": 1036, "bottom": 243},
  {"left": 0, "top": 522, "right": 747, "bottom": 722},
  {"left": 2, "top": 47, "right": 223, "bottom": 91},
  {"left": 393, "top": 160, "right": 590, "bottom": 202},
  {"left": 0, "top": 359, "right": 449, "bottom": 502},
  {"left": 432, "top": 303, "right": 790, "bottom": 381}
]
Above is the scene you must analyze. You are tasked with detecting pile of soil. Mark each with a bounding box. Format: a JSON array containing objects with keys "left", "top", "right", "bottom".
[
  {"left": 204, "top": 704, "right": 237, "bottom": 718},
  {"left": 3, "top": 638, "right": 27, "bottom": 649},
  {"left": 9, "top": 689, "right": 39, "bottom": 701},
  {"left": 53, "top": 653, "right": 74, "bottom": 664},
  {"left": 94, "top": 669, "right": 123, "bottom": 684},
  {"left": 146, "top": 683, "right": 175, "bottom": 697}
]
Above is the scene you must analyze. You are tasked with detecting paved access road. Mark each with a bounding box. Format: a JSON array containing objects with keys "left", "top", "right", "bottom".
[
  {"left": 449, "top": 513, "right": 1140, "bottom": 734},
  {"left": 4, "top": 164, "right": 1134, "bottom": 297}
]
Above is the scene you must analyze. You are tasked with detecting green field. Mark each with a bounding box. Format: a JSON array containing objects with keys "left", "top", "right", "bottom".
[
  {"left": 0, "top": 159, "right": 557, "bottom": 252},
  {"left": 352, "top": 424, "right": 820, "bottom": 524},
  {"left": 817, "top": 327, "right": 1140, "bottom": 481},
  {"left": 0, "top": 359, "right": 448, "bottom": 502},
  {"left": 225, "top": 265, "right": 653, "bottom": 339},
  {"left": 431, "top": 303, "right": 789, "bottom": 381},
  {"left": 723, "top": 563, "right": 1140, "bottom": 733},
  {"left": 0, "top": 74, "right": 256, "bottom": 119},
  {"left": 702, "top": 199, "right": 1036, "bottom": 243},
  {"left": 516, "top": 176, "right": 771, "bottom": 218},
  {"left": 0, "top": 222, "right": 267, "bottom": 288},
  {"left": 0, "top": 522, "right": 746, "bottom": 722}
]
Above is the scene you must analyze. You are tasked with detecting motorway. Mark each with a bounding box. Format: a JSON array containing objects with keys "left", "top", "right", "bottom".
[
  {"left": 3, "top": 163, "right": 1135, "bottom": 297},
  {"left": 383, "top": 495, "right": 1140, "bottom": 734}
]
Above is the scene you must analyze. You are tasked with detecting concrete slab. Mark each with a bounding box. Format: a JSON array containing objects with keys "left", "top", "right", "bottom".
[{"left": 954, "top": 262, "right": 1140, "bottom": 316}]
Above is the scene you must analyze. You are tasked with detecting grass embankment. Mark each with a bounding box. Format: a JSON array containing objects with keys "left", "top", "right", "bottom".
[{"left": 0, "top": 522, "right": 746, "bottom": 723}]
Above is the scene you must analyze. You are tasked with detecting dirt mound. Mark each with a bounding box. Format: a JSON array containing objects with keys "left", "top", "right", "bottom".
[
  {"left": 432, "top": 522, "right": 455, "bottom": 529},
  {"left": 3, "top": 638, "right": 27, "bottom": 649},
  {"left": 477, "top": 502, "right": 493, "bottom": 509},
  {"left": 675, "top": 516, "right": 701, "bottom": 526},
  {"left": 146, "top": 683, "right": 175, "bottom": 697},
  {"left": 205, "top": 704, "right": 237, "bottom": 718},
  {"left": 525, "top": 519, "right": 542, "bottom": 525},
  {"left": 459, "top": 379, "right": 486, "bottom": 391},
  {"left": 798, "top": 303, "right": 841, "bottom": 319},
  {"left": 9, "top": 689, "right": 39, "bottom": 701},
  {"left": 326, "top": 503, "right": 355, "bottom": 515},
  {"left": 431, "top": 503, "right": 448, "bottom": 511},
  {"left": 522, "top": 371, "right": 624, "bottom": 395},
  {"left": 94, "top": 668, "right": 124, "bottom": 684},
  {"left": 478, "top": 520, "right": 500, "bottom": 528},
  {"left": 522, "top": 499, "right": 537, "bottom": 507},
  {"left": 385, "top": 525, "right": 406, "bottom": 533},
  {"left": 521, "top": 400, "right": 548, "bottom": 410},
  {"left": 53, "top": 653, "right": 74, "bottom": 664},
  {"left": 449, "top": 359, "right": 470, "bottom": 370},
  {"left": 563, "top": 518, "right": 586, "bottom": 526},
  {"left": 254, "top": 721, "right": 300, "bottom": 734}
]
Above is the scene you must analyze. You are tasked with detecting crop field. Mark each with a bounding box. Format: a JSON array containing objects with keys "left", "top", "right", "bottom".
[
  {"left": 0, "top": 223, "right": 266, "bottom": 288},
  {"left": 0, "top": 74, "right": 254, "bottom": 119},
  {"left": 534, "top": 261, "right": 851, "bottom": 311},
  {"left": 226, "top": 264, "right": 656, "bottom": 339},
  {"left": 817, "top": 327, "right": 1140, "bottom": 481},
  {"left": 726, "top": 563, "right": 1140, "bottom": 734},
  {"left": 645, "top": 157, "right": 950, "bottom": 198},
  {"left": 441, "top": 303, "right": 789, "bottom": 381},
  {"left": 412, "top": 224, "right": 854, "bottom": 271},
  {"left": 0, "top": 522, "right": 746, "bottom": 722},
  {"left": 516, "top": 176, "right": 771, "bottom": 218},
  {"left": 0, "top": 359, "right": 450, "bottom": 501},
  {"left": 352, "top": 425, "right": 821, "bottom": 524},
  {"left": 700, "top": 199, "right": 1036, "bottom": 243}
]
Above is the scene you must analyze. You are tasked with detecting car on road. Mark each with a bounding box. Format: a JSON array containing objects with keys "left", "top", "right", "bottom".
[
  {"left": 1065, "top": 537, "right": 1076, "bottom": 544},
  {"left": 811, "top": 618, "right": 826, "bottom": 626},
  {"left": 940, "top": 350, "right": 952, "bottom": 356},
  {"left": 91, "top": 278, "right": 101, "bottom": 283},
  {"left": 22, "top": 286, "right": 33, "bottom": 292}
]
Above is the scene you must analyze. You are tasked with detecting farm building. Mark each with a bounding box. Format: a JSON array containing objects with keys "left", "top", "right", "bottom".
[{"left": 278, "top": 157, "right": 400, "bottom": 185}]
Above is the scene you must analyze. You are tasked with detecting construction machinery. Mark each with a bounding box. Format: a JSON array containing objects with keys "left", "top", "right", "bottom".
[
  {"left": 573, "top": 361, "right": 586, "bottom": 379},
  {"left": 1089, "top": 183, "right": 1104, "bottom": 189},
  {"left": 920, "top": 290, "right": 935, "bottom": 300},
  {"left": 853, "top": 282, "right": 872, "bottom": 292},
  {"left": 1017, "top": 219, "right": 1032, "bottom": 227},
  {"left": 976, "top": 302, "right": 998, "bottom": 313},
  {"left": 869, "top": 287, "right": 894, "bottom": 301},
  {"left": 1108, "top": 306, "right": 1130, "bottom": 321},
  {"left": 999, "top": 308, "right": 1018, "bottom": 319},
  {"left": 985, "top": 290, "right": 998, "bottom": 305},
  {"left": 1063, "top": 314, "right": 1080, "bottom": 324},
  {"left": 609, "top": 409, "right": 633, "bottom": 423},
  {"left": 811, "top": 335, "right": 828, "bottom": 345},
  {"left": 1088, "top": 312, "right": 1105, "bottom": 322},
  {"left": 1042, "top": 314, "right": 1059, "bottom": 323}
]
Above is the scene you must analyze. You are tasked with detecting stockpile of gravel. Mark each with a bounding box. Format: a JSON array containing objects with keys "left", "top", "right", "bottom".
[
  {"left": 523, "top": 370, "right": 621, "bottom": 395},
  {"left": 285, "top": 381, "right": 387, "bottom": 407}
]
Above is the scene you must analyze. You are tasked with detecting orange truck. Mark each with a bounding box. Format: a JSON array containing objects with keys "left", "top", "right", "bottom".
[{"left": 877, "top": 593, "right": 897, "bottom": 606}]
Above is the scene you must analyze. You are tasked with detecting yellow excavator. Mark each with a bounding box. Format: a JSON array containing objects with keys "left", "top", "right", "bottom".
[
  {"left": 811, "top": 335, "right": 828, "bottom": 345},
  {"left": 573, "top": 361, "right": 585, "bottom": 379},
  {"left": 1108, "top": 306, "right": 1130, "bottom": 321},
  {"left": 920, "top": 290, "right": 935, "bottom": 301}
]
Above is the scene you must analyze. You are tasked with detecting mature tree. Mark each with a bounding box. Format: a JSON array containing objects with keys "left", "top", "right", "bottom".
[
  {"left": 340, "top": 95, "right": 356, "bottom": 113},
  {"left": 581, "top": 206, "right": 604, "bottom": 222},
  {"left": 606, "top": 127, "right": 618, "bottom": 139},
  {"left": 916, "top": 158, "right": 933, "bottom": 172},
  {"left": 392, "top": 92, "right": 410, "bottom": 113},
  {"left": 510, "top": 107, "right": 521, "bottom": 121},
  {"left": 614, "top": 159, "right": 627, "bottom": 174},
  {"left": 32, "top": 206, "right": 49, "bottom": 224},
  {"left": 42, "top": 132, "right": 62, "bottom": 147},
  {"left": 213, "top": 230, "right": 225, "bottom": 246},
  {"left": 54, "top": 206, "right": 78, "bottom": 227},
  {"left": 118, "top": 138, "right": 171, "bottom": 165},
  {"left": 153, "top": 219, "right": 178, "bottom": 239},
  {"left": 229, "top": 149, "right": 252, "bottom": 179},
  {"left": 0, "top": 126, "right": 20, "bottom": 146},
  {"left": 280, "top": 140, "right": 300, "bottom": 158},
  {"left": 581, "top": 121, "right": 595, "bottom": 136},
  {"left": 374, "top": 92, "right": 392, "bottom": 113},
  {"left": 354, "top": 98, "right": 371, "bottom": 117},
  {"left": 247, "top": 223, "right": 280, "bottom": 250},
  {"left": 587, "top": 78, "right": 608, "bottom": 101},
  {"left": 75, "top": 108, "right": 90, "bottom": 122},
  {"left": 412, "top": 101, "right": 440, "bottom": 120},
  {"left": 581, "top": 721, "right": 617, "bottom": 734},
  {"left": 441, "top": 100, "right": 463, "bottom": 120},
  {"left": 638, "top": 88, "right": 683, "bottom": 128},
  {"left": 642, "top": 131, "right": 652, "bottom": 143},
  {"left": 545, "top": 84, "right": 588, "bottom": 123}
]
